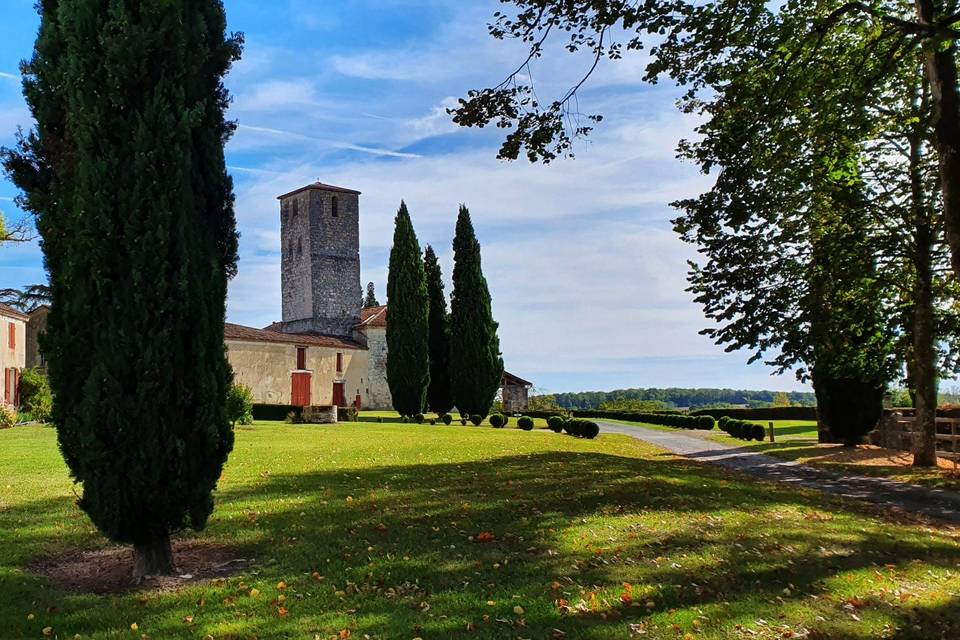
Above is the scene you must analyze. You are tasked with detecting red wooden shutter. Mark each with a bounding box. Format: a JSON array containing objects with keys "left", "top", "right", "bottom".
[
  {"left": 13, "top": 369, "right": 19, "bottom": 406},
  {"left": 336, "top": 352, "right": 343, "bottom": 373},
  {"left": 333, "top": 382, "right": 346, "bottom": 407},
  {"left": 3, "top": 368, "right": 9, "bottom": 404},
  {"left": 7, "top": 322, "right": 14, "bottom": 349},
  {"left": 296, "top": 347, "right": 306, "bottom": 370},
  {"left": 291, "top": 372, "right": 311, "bottom": 407}
]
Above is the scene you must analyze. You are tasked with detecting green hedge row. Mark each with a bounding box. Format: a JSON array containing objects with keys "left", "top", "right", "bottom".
[
  {"left": 690, "top": 406, "right": 816, "bottom": 421},
  {"left": 718, "top": 416, "right": 766, "bottom": 441},
  {"left": 545, "top": 415, "right": 599, "bottom": 439},
  {"left": 574, "top": 410, "right": 715, "bottom": 430}
]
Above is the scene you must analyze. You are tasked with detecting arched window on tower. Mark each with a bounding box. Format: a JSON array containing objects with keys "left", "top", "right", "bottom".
[{"left": 332, "top": 196, "right": 339, "bottom": 217}]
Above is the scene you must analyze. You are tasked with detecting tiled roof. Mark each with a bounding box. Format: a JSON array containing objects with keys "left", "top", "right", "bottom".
[
  {"left": 224, "top": 323, "right": 364, "bottom": 350},
  {"left": 277, "top": 182, "right": 362, "bottom": 199},
  {"left": 0, "top": 303, "right": 28, "bottom": 321},
  {"left": 503, "top": 371, "right": 533, "bottom": 387},
  {"left": 356, "top": 305, "right": 387, "bottom": 329}
]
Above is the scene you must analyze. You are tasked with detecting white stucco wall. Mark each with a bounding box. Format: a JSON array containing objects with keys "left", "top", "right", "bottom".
[{"left": 226, "top": 339, "right": 369, "bottom": 407}]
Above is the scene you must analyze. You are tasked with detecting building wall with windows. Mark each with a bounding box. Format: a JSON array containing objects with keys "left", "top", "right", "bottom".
[
  {"left": 224, "top": 323, "right": 368, "bottom": 409},
  {"left": 1, "top": 304, "right": 27, "bottom": 406}
]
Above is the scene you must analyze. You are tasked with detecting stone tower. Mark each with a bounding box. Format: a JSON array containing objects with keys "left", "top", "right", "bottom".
[{"left": 277, "top": 182, "right": 361, "bottom": 338}]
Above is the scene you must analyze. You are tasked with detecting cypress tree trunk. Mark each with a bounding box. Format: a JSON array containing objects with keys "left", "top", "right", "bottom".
[
  {"left": 133, "top": 534, "right": 176, "bottom": 581},
  {"left": 449, "top": 206, "right": 503, "bottom": 417},
  {"left": 385, "top": 202, "right": 430, "bottom": 416},
  {"left": 4, "top": 1, "right": 241, "bottom": 579},
  {"left": 424, "top": 245, "right": 454, "bottom": 414}
]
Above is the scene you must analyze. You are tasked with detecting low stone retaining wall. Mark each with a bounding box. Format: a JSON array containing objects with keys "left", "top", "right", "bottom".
[{"left": 301, "top": 405, "right": 337, "bottom": 424}]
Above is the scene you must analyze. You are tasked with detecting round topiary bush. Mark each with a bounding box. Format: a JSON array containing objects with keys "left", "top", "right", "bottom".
[
  {"left": 752, "top": 423, "right": 766, "bottom": 441},
  {"left": 489, "top": 413, "right": 505, "bottom": 428},
  {"left": 581, "top": 421, "right": 600, "bottom": 439},
  {"left": 414, "top": 413, "right": 425, "bottom": 424},
  {"left": 441, "top": 413, "right": 453, "bottom": 425},
  {"left": 547, "top": 416, "right": 565, "bottom": 433},
  {"left": 460, "top": 418, "right": 468, "bottom": 426},
  {"left": 470, "top": 414, "right": 483, "bottom": 426},
  {"left": 501, "top": 415, "right": 511, "bottom": 427},
  {"left": 698, "top": 415, "right": 716, "bottom": 430},
  {"left": 518, "top": 416, "right": 534, "bottom": 430}
]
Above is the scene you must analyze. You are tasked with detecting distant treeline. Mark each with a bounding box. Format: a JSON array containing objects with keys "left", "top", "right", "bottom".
[{"left": 545, "top": 388, "right": 817, "bottom": 411}]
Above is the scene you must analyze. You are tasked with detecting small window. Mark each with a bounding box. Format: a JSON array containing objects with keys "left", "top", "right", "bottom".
[
  {"left": 332, "top": 196, "right": 339, "bottom": 217},
  {"left": 336, "top": 352, "right": 343, "bottom": 373},
  {"left": 7, "top": 322, "right": 14, "bottom": 349},
  {"left": 292, "top": 199, "right": 299, "bottom": 218},
  {"left": 297, "top": 237, "right": 302, "bottom": 256},
  {"left": 296, "top": 347, "right": 307, "bottom": 370}
]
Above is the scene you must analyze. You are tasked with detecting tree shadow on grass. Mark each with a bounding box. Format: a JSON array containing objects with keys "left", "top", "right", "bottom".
[{"left": 4, "top": 451, "right": 959, "bottom": 639}]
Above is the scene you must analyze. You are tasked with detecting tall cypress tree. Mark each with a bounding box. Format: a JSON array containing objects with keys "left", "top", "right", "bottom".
[
  {"left": 424, "top": 245, "right": 454, "bottom": 414},
  {"left": 363, "top": 281, "right": 380, "bottom": 308},
  {"left": 450, "top": 205, "right": 503, "bottom": 417},
  {"left": 3, "top": 0, "right": 241, "bottom": 579},
  {"left": 385, "top": 202, "right": 430, "bottom": 416}
]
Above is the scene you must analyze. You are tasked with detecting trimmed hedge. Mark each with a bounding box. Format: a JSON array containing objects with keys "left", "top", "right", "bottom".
[
  {"left": 441, "top": 413, "right": 453, "bottom": 425},
  {"left": 547, "top": 416, "right": 566, "bottom": 433},
  {"left": 575, "top": 410, "right": 716, "bottom": 431},
  {"left": 517, "top": 416, "right": 534, "bottom": 430},
  {"left": 559, "top": 418, "right": 599, "bottom": 439},
  {"left": 690, "top": 406, "right": 816, "bottom": 421},
  {"left": 253, "top": 404, "right": 302, "bottom": 422},
  {"left": 469, "top": 414, "right": 483, "bottom": 426},
  {"left": 490, "top": 413, "right": 506, "bottom": 428},
  {"left": 719, "top": 418, "right": 766, "bottom": 442}
]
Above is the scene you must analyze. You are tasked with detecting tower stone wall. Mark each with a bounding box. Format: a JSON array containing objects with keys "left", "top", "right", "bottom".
[{"left": 278, "top": 184, "right": 362, "bottom": 338}]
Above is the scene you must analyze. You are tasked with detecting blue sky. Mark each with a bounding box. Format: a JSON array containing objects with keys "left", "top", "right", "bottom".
[{"left": 0, "top": 0, "right": 809, "bottom": 394}]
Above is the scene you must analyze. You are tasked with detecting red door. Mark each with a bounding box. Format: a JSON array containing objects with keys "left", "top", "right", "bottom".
[
  {"left": 332, "top": 382, "right": 346, "bottom": 407},
  {"left": 291, "top": 372, "right": 311, "bottom": 407}
]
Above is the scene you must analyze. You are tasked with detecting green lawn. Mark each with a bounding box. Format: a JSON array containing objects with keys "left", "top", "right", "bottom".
[{"left": 1, "top": 421, "right": 959, "bottom": 639}]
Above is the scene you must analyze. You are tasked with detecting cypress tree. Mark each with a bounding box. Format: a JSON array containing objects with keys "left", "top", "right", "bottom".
[
  {"left": 385, "top": 202, "right": 430, "bottom": 416},
  {"left": 3, "top": 0, "right": 241, "bottom": 579},
  {"left": 424, "top": 245, "right": 454, "bottom": 414},
  {"left": 449, "top": 205, "right": 503, "bottom": 417},
  {"left": 363, "top": 281, "right": 380, "bottom": 308}
]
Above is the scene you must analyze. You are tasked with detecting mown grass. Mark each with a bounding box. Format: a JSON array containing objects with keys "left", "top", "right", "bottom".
[{"left": 1, "top": 421, "right": 959, "bottom": 639}]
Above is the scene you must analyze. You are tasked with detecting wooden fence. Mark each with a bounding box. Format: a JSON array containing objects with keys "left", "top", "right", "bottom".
[{"left": 876, "top": 411, "right": 960, "bottom": 461}]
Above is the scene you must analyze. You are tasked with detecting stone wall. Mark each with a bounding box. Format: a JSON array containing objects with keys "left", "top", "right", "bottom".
[
  {"left": 359, "top": 326, "right": 392, "bottom": 409},
  {"left": 25, "top": 306, "right": 48, "bottom": 370},
  {"left": 279, "top": 188, "right": 361, "bottom": 338},
  {"left": 226, "top": 339, "right": 369, "bottom": 407},
  {"left": 502, "top": 384, "right": 529, "bottom": 413}
]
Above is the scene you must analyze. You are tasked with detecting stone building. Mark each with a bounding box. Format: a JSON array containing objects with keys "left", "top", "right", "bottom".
[
  {"left": 222, "top": 180, "right": 532, "bottom": 413},
  {"left": 25, "top": 305, "right": 49, "bottom": 370},
  {"left": 502, "top": 371, "right": 532, "bottom": 413},
  {"left": 1, "top": 303, "right": 27, "bottom": 407},
  {"left": 21, "top": 180, "right": 531, "bottom": 415},
  {"left": 224, "top": 182, "right": 373, "bottom": 409}
]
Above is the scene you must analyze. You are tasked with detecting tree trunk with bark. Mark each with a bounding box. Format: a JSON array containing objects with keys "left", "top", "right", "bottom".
[
  {"left": 908, "top": 118, "right": 940, "bottom": 467},
  {"left": 915, "top": 0, "right": 960, "bottom": 279},
  {"left": 132, "top": 534, "right": 175, "bottom": 582}
]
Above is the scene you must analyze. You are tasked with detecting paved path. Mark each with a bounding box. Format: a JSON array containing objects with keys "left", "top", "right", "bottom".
[{"left": 598, "top": 420, "right": 960, "bottom": 524}]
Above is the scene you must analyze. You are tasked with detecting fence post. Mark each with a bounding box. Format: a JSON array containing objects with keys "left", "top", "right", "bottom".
[{"left": 769, "top": 421, "right": 775, "bottom": 443}]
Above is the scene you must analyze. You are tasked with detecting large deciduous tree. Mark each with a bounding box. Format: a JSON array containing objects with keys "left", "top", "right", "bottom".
[
  {"left": 424, "top": 245, "right": 454, "bottom": 415},
  {"left": 450, "top": 205, "right": 503, "bottom": 417},
  {"left": 2, "top": 0, "right": 242, "bottom": 577},
  {"left": 453, "top": 1, "right": 960, "bottom": 279},
  {"left": 385, "top": 202, "right": 430, "bottom": 416}
]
